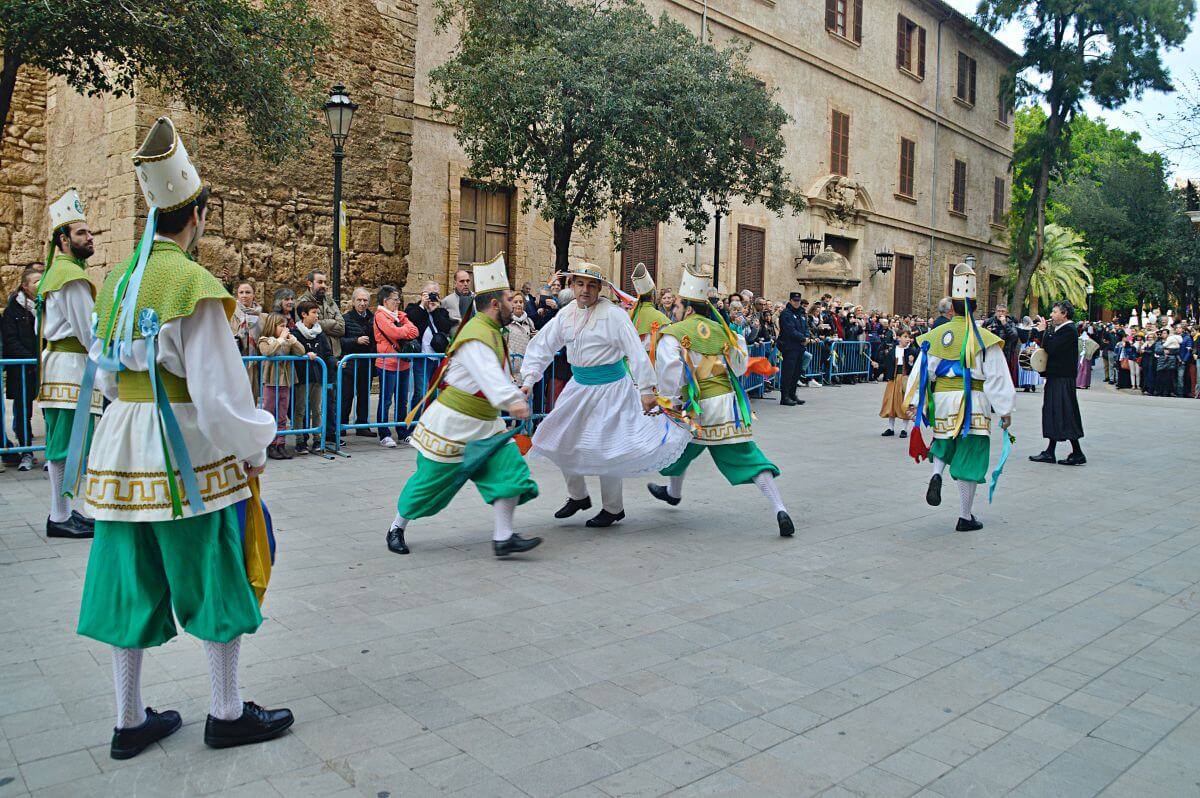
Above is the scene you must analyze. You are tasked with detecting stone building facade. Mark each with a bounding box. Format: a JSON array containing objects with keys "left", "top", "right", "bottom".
[
  {"left": 0, "top": 0, "right": 417, "bottom": 305},
  {"left": 409, "top": 0, "right": 1016, "bottom": 315}
]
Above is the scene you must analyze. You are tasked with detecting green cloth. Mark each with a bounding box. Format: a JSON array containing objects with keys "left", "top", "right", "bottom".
[
  {"left": 447, "top": 311, "right": 506, "bottom": 362},
  {"left": 94, "top": 241, "right": 234, "bottom": 338},
  {"left": 660, "top": 441, "right": 778, "bottom": 485},
  {"left": 396, "top": 443, "right": 538, "bottom": 520},
  {"left": 437, "top": 385, "right": 499, "bottom": 419},
  {"left": 77, "top": 505, "right": 263, "bottom": 648},
  {"left": 916, "top": 314, "right": 1001, "bottom": 360},
  {"left": 660, "top": 314, "right": 732, "bottom": 356},
  {"left": 43, "top": 407, "right": 92, "bottom": 463},
  {"left": 929, "top": 434, "right": 990, "bottom": 484},
  {"left": 697, "top": 374, "right": 733, "bottom": 400},
  {"left": 631, "top": 302, "right": 671, "bottom": 336},
  {"left": 37, "top": 252, "right": 94, "bottom": 300}
]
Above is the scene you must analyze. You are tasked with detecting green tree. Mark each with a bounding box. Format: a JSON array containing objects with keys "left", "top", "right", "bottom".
[
  {"left": 1003, "top": 223, "right": 1091, "bottom": 313},
  {"left": 0, "top": 0, "right": 329, "bottom": 165},
  {"left": 429, "top": 0, "right": 805, "bottom": 271},
  {"left": 978, "top": 0, "right": 1193, "bottom": 315}
]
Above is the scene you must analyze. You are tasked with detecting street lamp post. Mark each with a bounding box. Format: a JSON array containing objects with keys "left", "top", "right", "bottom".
[
  {"left": 322, "top": 84, "right": 358, "bottom": 304},
  {"left": 1085, "top": 283, "right": 1094, "bottom": 322}
]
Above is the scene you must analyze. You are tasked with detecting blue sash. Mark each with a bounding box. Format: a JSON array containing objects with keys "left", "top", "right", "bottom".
[{"left": 572, "top": 361, "right": 626, "bottom": 385}]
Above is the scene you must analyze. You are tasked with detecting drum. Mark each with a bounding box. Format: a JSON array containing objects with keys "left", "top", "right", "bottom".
[
  {"left": 1029, "top": 347, "right": 1048, "bottom": 374},
  {"left": 1018, "top": 348, "right": 1036, "bottom": 372},
  {"left": 1081, "top": 337, "right": 1100, "bottom": 360}
]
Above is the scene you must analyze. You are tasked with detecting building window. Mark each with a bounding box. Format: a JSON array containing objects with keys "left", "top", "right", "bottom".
[
  {"left": 826, "top": 0, "right": 863, "bottom": 43},
  {"left": 893, "top": 253, "right": 914, "bottom": 315},
  {"left": 956, "top": 52, "right": 977, "bottom": 106},
  {"left": 898, "top": 137, "right": 916, "bottom": 198},
  {"left": 997, "top": 81, "right": 1010, "bottom": 125},
  {"left": 620, "top": 224, "right": 658, "bottom": 295},
  {"left": 736, "top": 225, "right": 766, "bottom": 297},
  {"left": 458, "top": 182, "right": 512, "bottom": 278},
  {"left": 896, "top": 15, "right": 926, "bottom": 78},
  {"left": 830, "top": 110, "right": 850, "bottom": 177},
  {"left": 992, "top": 177, "right": 1006, "bottom": 225},
  {"left": 951, "top": 159, "right": 967, "bottom": 216}
]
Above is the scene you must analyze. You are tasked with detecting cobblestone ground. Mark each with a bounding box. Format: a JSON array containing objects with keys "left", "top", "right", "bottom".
[{"left": 1, "top": 380, "right": 1198, "bottom": 797}]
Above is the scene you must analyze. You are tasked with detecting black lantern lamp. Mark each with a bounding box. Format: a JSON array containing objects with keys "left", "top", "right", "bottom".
[
  {"left": 872, "top": 247, "right": 894, "bottom": 275},
  {"left": 794, "top": 232, "right": 823, "bottom": 269},
  {"left": 322, "top": 84, "right": 358, "bottom": 303}
]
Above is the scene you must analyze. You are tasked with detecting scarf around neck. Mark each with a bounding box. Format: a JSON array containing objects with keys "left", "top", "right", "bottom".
[{"left": 295, "top": 319, "right": 323, "bottom": 339}]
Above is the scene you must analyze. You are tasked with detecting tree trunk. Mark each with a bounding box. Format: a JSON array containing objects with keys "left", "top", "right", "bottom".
[
  {"left": 1011, "top": 100, "right": 1068, "bottom": 318},
  {"left": 552, "top": 217, "right": 574, "bottom": 274},
  {"left": 0, "top": 47, "right": 25, "bottom": 170}
]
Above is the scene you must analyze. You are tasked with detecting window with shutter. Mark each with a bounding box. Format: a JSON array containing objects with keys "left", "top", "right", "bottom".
[
  {"left": 830, "top": 111, "right": 850, "bottom": 177},
  {"left": 992, "top": 177, "right": 1005, "bottom": 225},
  {"left": 896, "top": 16, "right": 926, "bottom": 77},
  {"left": 956, "top": 52, "right": 977, "bottom": 106},
  {"left": 825, "top": 0, "right": 838, "bottom": 33},
  {"left": 892, "top": 254, "right": 914, "bottom": 315},
  {"left": 852, "top": 0, "right": 863, "bottom": 43},
  {"left": 736, "top": 226, "right": 766, "bottom": 298},
  {"left": 917, "top": 27, "right": 926, "bottom": 77},
  {"left": 898, "top": 138, "right": 916, "bottom": 198},
  {"left": 827, "top": 0, "right": 861, "bottom": 41},
  {"left": 997, "top": 80, "right": 1010, "bottom": 124},
  {"left": 620, "top": 224, "right": 659, "bottom": 295},
  {"left": 968, "top": 58, "right": 977, "bottom": 105},
  {"left": 896, "top": 14, "right": 908, "bottom": 70},
  {"left": 951, "top": 160, "right": 967, "bottom": 216},
  {"left": 459, "top": 182, "right": 513, "bottom": 279}
]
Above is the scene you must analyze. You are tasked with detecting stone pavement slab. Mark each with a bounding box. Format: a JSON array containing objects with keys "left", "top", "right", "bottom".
[{"left": 1, "top": 381, "right": 1198, "bottom": 796}]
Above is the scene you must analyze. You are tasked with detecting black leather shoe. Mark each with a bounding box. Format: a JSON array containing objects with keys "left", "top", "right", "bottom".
[
  {"left": 71, "top": 510, "right": 95, "bottom": 528},
  {"left": 899, "top": 430, "right": 908, "bottom": 439},
  {"left": 792, "top": 399, "right": 806, "bottom": 405},
  {"left": 204, "top": 702, "right": 294, "bottom": 749},
  {"left": 1029, "top": 451, "right": 1056, "bottom": 464},
  {"left": 110, "top": 707, "right": 182, "bottom": 760},
  {"left": 494, "top": 533, "right": 543, "bottom": 557},
  {"left": 778, "top": 511, "right": 795, "bottom": 537},
  {"left": 586, "top": 509, "right": 625, "bottom": 528},
  {"left": 881, "top": 429, "right": 895, "bottom": 437},
  {"left": 386, "top": 526, "right": 409, "bottom": 554},
  {"left": 1058, "top": 453, "right": 1087, "bottom": 466},
  {"left": 554, "top": 496, "right": 592, "bottom": 519},
  {"left": 647, "top": 484, "right": 681, "bottom": 506},
  {"left": 46, "top": 515, "right": 93, "bottom": 539},
  {"left": 925, "top": 474, "right": 942, "bottom": 507},
  {"left": 955, "top": 515, "right": 983, "bottom": 532},
  {"left": 267, "top": 444, "right": 284, "bottom": 460},
  {"left": 780, "top": 398, "right": 798, "bottom": 406},
  {"left": 354, "top": 430, "right": 376, "bottom": 437}
]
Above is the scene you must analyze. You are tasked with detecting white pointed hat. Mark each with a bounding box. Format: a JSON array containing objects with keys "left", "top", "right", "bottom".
[
  {"left": 473, "top": 251, "right": 510, "bottom": 296},
  {"left": 677, "top": 264, "right": 712, "bottom": 302},
  {"left": 631, "top": 263, "right": 655, "bottom": 296},
  {"left": 951, "top": 261, "right": 977, "bottom": 301},
  {"left": 48, "top": 188, "right": 86, "bottom": 231},
  {"left": 132, "top": 117, "right": 203, "bottom": 212}
]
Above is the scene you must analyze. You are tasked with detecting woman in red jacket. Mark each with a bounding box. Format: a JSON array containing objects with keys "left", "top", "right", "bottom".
[{"left": 374, "top": 285, "right": 419, "bottom": 447}]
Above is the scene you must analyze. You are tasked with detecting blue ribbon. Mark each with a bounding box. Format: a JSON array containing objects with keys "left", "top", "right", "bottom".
[
  {"left": 915, "top": 342, "right": 931, "bottom": 429},
  {"left": 60, "top": 355, "right": 98, "bottom": 499},
  {"left": 98, "top": 208, "right": 157, "bottom": 371},
  {"left": 141, "top": 309, "right": 206, "bottom": 516},
  {"left": 989, "top": 431, "right": 1014, "bottom": 503}
]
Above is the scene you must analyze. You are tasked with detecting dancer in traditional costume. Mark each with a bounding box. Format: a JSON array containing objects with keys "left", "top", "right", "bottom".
[
  {"left": 647, "top": 267, "right": 794, "bottom": 537},
  {"left": 905, "top": 262, "right": 1015, "bottom": 532},
  {"left": 519, "top": 262, "right": 691, "bottom": 528},
  {"left": 629, "top": 263, "right": 671, "bottom": 356},
  {"left": 879, "top": 328, "right": 918, "bottom": 437},
  {"left": 388, "top": 253, "right": 542, "bottom": 557},
  {"left": 37, "top": 189, "right": 102, "bottom": 538},
  {"left": 73, "top": 118, "right": 293, "bottom": 759}
]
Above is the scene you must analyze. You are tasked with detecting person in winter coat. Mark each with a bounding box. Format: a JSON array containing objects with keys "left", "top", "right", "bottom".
[
  {"left": 2, "top": 269, "right": 41, "bottom": 469},
  {"left": 340, "top": 287, "right": 377, "bottom": 436},
  {"left": 404, "top": 282, "right": 453, "bottom": 411},
  {"left": 256, "top": 312, "right": 305, "bottom": 459},
  {"left": 374, "top": 285, "right": 419, "bottom": 447},
  {"left": 230, "top": 281, "right": 263, "bottom": 400},
  {"left": 272, "top": 288, "right": 297, "bottom": 330},
  {"left": 297, "top": 269, "right": 346, "bottom": 359},
  {"left": 292, "top": 300, "right": 336, "bottom": 454}
]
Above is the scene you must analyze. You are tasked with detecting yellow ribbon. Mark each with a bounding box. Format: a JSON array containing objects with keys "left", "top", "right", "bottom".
[{"left": 242, "top": 477, "right": 272, "bottom": 606}]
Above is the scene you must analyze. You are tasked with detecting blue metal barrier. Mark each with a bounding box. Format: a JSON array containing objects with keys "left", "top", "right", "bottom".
[
  {"left": 802, "top": 341, "right": 826, "bottom": 380},
  {"left": 828, "top": 341, "right": 872, "bottom": 380},
  {"left": 0, "top": 358, "right": 42, "bottom": 458},
  {"left": 739, "top": 343, "right": 777, "bottom": 398},
  {"left": 334, "top": 352, "right": 444, "bottom": 450},
  {"left": 243, "top": 354, "right": 330, "bottom": 457}
]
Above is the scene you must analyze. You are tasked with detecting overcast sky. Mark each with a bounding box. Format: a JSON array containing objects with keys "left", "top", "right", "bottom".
[{"left": 944, "top": 0, "right": 1200, "bottom": 180}]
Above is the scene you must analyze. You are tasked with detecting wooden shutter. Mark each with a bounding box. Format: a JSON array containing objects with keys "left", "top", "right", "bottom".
[
  {"left": 620, "top": 224, "right": 658, "bottom": 294},
  {"left": 917, "top": 26, "right": 926, "bottom": 77},
  {"left": 736, "top": 226, "right": 766, "bottom": 298},
  {"left": 893, "top": 254, "right": 914, "bottom": 315},
  {"left": 899, "top": 138, "right": 915, "bottom": 198},
  {"left": 831, "top": 111, "right": 850, "bottom": 177},
  {"left": 458, "top": 182, "right": 512, "bottom": 277},
  {"left": 956, "top": 53, "right": 967, "bottom": 101},
  {"left": 896, "top": 15, "right": 907, "bottom": 70},
  {"left": 852, "top": 0, "right": 863, "bottom": 43},
  {"left": 825, "top": 0, "right": 837, "bottom": 32},
  {"left": 952, "top": 160, "right": 967, "bottom": 214},
  {"left": 968, "top": 58, "right": 977, "bottom": 105},
  {"left": 993, "top": 177, "right": 1005, "bottom": 224},
  {"left": 997, "top": 81, "right": 1009, "bottom": 124}
]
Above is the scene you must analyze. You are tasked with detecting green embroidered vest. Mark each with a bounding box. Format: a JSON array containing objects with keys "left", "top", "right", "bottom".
[
  {"left": 38, "top": 252, "right": 95, "bottom": 300},
  {"left": 446, "top": 312, "right": 506, "bottom": 365},
  {"left": 916, "top": 316, "right": 1001, "bottom": 361},
  {"left": 661, "top": 314, "right": 736, "bottom": 399},
  {"left": 630, "top": 302, "right": 671, "bottom": 336},
  {"left": 94, "top": 242, "right": 233, "bottom": 338}
]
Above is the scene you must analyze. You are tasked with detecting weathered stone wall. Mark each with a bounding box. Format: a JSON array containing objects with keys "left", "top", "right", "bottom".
[{"left": 0, "top": 63, "right": 48, "bottom": 292}]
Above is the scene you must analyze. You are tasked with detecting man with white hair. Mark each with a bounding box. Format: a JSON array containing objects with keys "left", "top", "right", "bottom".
[{"left": 519, "top": 262, "right": 691, "bottom": 527}]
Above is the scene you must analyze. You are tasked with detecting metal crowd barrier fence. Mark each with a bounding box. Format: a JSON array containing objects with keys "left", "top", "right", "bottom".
[
  {"left": 828, "top": 341, "right": 872, "bottom": 380},
  {"left": 242, "top": 354, "right": 331, "bottom": 459},
  {"left": 739, "top": 343, "right": 777, "bottom": 398},
  {"left": 0, "top": 357, "right": 42, "bottom": 458},
  {"left": 802, "top": 341, "right": 826, "bottom": 380}
]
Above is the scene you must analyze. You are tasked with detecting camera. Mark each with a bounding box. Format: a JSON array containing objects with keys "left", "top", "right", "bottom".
[{"left": 428, "top": 291, "right": 439, "bottom": 303}]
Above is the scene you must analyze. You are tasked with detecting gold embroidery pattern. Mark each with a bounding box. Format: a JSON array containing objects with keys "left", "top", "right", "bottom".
[
  {"left": 412, "top": 425, "right": 466, "bottom": 458},
  {"left": 38, "top": 382, "right": 102, "bottom": 409},
  {"left": 932, "top": 413, "right": 991, "bottom": 434},
  {"left": 695, "top": 422, "right": 754, "bottom": 443},
  {"left": 84, "top": 456, "right": 248, "bottom": 510}
]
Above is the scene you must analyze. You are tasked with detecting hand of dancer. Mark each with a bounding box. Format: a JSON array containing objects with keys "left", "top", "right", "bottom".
[
  {"left": 520, "top": 385, "right": 531, "bottom": 397},
  {"left": 245, "top": 460, "right": 266, "bottom": 478},
  {"left": 508, "top": 400, "right": 530, "bottom": 420},
  {"left": 1000, "top": 414, "right": 1012, "bottom": 430},
  {"left": 641, "top": 393, "right": 658, "bottom": 413},
  {"left": 906, "top": 404, "right": 916, "bottom": 421}
]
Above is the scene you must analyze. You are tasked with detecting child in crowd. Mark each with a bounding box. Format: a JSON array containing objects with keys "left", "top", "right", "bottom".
[
  {"left": 879, "top": 329, "right": 918, "bottom": 438},
  {"left": 292, "top": 300, "right": 335, "bottom": 454},
  {"left": 256, "top": 312, "right": 305, "bottom": 459}
]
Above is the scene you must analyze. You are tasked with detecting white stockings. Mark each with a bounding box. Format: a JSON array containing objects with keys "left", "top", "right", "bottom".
[
  {"left": 752, "top": 472, "right": 787, "bottom": 515},
  {"left": 47, "top": 460, "right": 71, "bottom": 523},
  {"left": 112, "top": 647, "right": 146, "bottom": 729},
  {"left": 203, "top": 639, "right": 244, "bottom": 721},
  {"left": 493, "top": 497, "right": 517, "bottom": 542},
  {"left": 667, "top": 476, "right": 685, "bottom": 500},
  {"left": 958, "top": 481, "right": 977, "bottom": 520},
  {"left": 565, "top": 474, "right": 624, "bottom": 514}
]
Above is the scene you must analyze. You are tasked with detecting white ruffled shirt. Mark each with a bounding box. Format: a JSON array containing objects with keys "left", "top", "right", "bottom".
[
  {"left": 519, "top": 298, "right": 656, "bottom": 394},
  {"left": 42, "top": 279, "right": 94, "bottom": 347}
]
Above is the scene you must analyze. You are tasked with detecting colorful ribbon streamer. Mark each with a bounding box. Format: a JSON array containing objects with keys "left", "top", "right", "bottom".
[{"left": 988, "top": 431, "right": 1014, "bottom": 504}]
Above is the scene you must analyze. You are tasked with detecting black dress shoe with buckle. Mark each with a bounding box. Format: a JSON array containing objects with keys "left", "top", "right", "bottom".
[
  {"left": 777, "top": 511, "right": 795, "bottom": 537},
  {"left": 494, "top": 533, "right": 543, "bottom": 557},
  {"left": 1058, "top": 453, "right": 1087, "bottom": 466},
  {"left": 881, "top": 429, "right": 895, "bottom": 437},
  {"left": 110, "top": 707, "right": 182, "bottom": 760},
  {"left": 386, "top": 526, "right": 409, "bottom": 554},
  {"left": 46, "top": 515, "right": 93, "bottom": 539},
  {"left": 204, "top": 702, "right": 294, "bottom": 749},
  {"left": 647, "top": 484, "right": 681, "bottom": 506},
  {"left": 586, "top": 509, "right": 625, "bottom": 528},
  {"left": 554, "top": 496, "right": 592, "bottom": 519},
  {"left": 71, "top": 510, "right": 95, "bottom": 529},
  {"left": 926, "top": 474, "right": 942, "bottom": 507},
  {"left": 899, "top": 430, "right": 908, "bottom": 439},
  {"left": 955, "top": 515, "right": 983, "bottom": 532},
  {"left": 1028, "top": 451, "right": 1056, "bottom": 464}
]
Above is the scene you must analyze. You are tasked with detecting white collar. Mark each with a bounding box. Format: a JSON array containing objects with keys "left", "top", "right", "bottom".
[{"left": 1054, "top": 320, "right": 1072, "bottom": 331}]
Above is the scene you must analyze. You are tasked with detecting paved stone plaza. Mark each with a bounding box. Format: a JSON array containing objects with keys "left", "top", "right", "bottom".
[{"left": 2, "top": 381, "right": 1198, "bottom": 797}]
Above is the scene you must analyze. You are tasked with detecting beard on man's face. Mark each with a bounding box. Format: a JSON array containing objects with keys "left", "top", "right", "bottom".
[
  {"left": 313, "top": 287, "right": 326, "bottom": 301},
  {"left": 69, "top": 239, "right": 94, "bottom": 261},
  {"left": 498, "top": 304, "right": 514, "bottom": 325}
]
